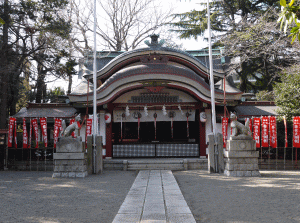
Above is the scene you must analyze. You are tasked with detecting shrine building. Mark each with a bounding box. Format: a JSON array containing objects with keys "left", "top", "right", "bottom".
[{"left": 68, "top": 35, "right": 243, "bottom": 159}]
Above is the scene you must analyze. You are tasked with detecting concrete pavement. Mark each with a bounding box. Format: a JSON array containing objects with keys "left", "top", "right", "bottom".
[{"left": 112, "top": 170, "right": 196, "bottom": 223}]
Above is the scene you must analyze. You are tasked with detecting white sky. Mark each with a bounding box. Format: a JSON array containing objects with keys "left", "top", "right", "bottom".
[{"left": 48, "top": 0, "right": 208, "bottom": 91}]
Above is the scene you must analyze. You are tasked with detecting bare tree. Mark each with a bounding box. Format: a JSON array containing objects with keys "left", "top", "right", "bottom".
[{"left": 70, "top": 0, "right": 173, "bottom": 52}]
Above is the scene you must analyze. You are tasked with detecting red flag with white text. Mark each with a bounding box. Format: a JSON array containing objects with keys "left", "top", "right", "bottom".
[
  {"left": 8, "top": 117, "right": 15, "bottom": 148},
  {"left": 283, "top": 116, "right": 288, "bottom": 148},
  {"left": 23, "top": 118, "right": 28, "bottom": 148},
  {"left": 40, "top": 117, "right": 48, "bottom": 147},
  {"left": 248, "top": 118, "right": 252, "bottom": 133},
  {"left": 293, "top": 116, "right": 300, "bottom": 148},
  {"left": 222, "top": 117, "right": 229, "bottom": 147},
  {"left": 261, "top": 117, "right": 269, "bottom": 147},
  {"left": 269, "top": 116, "right": 277, "bottom": 148},
  {"left": 53, "top": 118, "right": 62, "bottom": 148},
  {"left": 28, "top": 119, "right": 32, "bottom": 148},
  {"left": 252, "top": 118, "right": 261, "bottom": 148},
  {"left": 31, "top": 119, "right": 39, "bottom": 148},
  {"left": 14, "top": 118, "right": 17, "bottom": 148},
  {"left": 86, "top": 119, "right": 92, "bottom": 147}
]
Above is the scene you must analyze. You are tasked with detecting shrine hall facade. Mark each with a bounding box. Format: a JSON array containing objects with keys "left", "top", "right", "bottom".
[{"left": 69, "top": 35, "right": 243, "bottom": 159}]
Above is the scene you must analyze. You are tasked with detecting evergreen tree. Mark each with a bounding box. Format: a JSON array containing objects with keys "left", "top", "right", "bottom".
[
  {"left": 274, "top": 64, "right": 300, "bottom": 121},
  {"left": 169, "top": 0, "right": 280, "bottom": 40},
  {"left": 0, "top": 0, "right": 72, "bottom": 128}
]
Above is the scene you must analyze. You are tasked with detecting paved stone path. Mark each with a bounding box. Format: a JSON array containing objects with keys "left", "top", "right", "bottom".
[{"left": 112, "top": 170, "right": 196, "bottom": 223}]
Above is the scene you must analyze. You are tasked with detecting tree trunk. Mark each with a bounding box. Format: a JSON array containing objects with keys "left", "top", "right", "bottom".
[
  {"left": 36, "top": 63, "right": 46, "bottom": 103},
  {"left": 0, "top": 0, "right": 10, "bottom": 129},
  {"left": 68, "top": 74, "right": 72, "bottom": 94}
]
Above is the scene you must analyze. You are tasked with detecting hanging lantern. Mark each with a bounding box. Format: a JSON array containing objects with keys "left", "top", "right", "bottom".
[
  {"left": 105, "top": 113, "right": 111, "bottom": 123},
  {"left": 200, "top": 112, "right": 207, "bottom": 122}
]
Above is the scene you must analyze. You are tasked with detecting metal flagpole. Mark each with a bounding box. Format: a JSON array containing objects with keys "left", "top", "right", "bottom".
[
  {"left": 207, "top": 0, "right": 217, "bottom": 136},
  {"left": 207, "top": 0, "right": 218, "bottom": 172},
  {"left": 93, "top": 0, "right": 97, "bottom": 174}
]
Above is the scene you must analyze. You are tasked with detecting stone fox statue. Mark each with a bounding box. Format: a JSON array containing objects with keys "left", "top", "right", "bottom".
[
  {"left": 61, "top": 114, "right": 81, "bottom": 137},
  {"left": 230, "top": 112, "right": 252, "bottom": 137}
]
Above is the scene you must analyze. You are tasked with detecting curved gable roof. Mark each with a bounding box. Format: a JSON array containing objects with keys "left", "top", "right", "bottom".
[
  {"left": 69, "top": 63, "right": 242, "bottom": 105},
  {"left": 84, "top": 46, "right": 225, "bottom": 82}
]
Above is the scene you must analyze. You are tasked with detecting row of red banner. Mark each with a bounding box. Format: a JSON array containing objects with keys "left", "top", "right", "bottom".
[
  {"left": 7, "top": 117, "right": 93, "bottom": 149},
  {"left": 222, "top": 116, "right": 300, "bottom": 148}
]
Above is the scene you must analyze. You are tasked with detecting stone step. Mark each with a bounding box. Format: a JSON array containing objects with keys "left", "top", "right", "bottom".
[
  {"left": 128, "top": 160, "right": 184, "bottom": 164},
  {"left": 127, "top": 163, "right": 184, "bottom": 170}
]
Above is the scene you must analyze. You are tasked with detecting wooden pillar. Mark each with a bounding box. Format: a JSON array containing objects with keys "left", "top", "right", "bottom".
[{"left": 105, "top": 103, "right": 114, "bottom": 158}]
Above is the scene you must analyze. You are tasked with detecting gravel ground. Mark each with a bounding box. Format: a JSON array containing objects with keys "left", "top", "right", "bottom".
[
  {"left": 0, "top": 171, "right": 137, "bottom": 223},
  {"left": 1, "top": 170, "right": 300, "bottom": 223},
  {"left": 173, "top": 170, "right": 300, "bottom": 223}
]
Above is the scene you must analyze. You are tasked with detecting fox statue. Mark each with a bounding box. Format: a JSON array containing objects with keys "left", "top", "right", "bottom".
[
  {"left": 230, "top": 112, "right": 252, "bottom": 137},
  {"left": 61, "top": 114, "right": 81, "bottom": 137}
]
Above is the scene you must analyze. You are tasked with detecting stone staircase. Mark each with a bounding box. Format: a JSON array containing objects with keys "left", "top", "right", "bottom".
[
  {"left": 103, "top": 158, "right": 208, "bottom": 171},
  {"left": 126, "top": 159, "right": 185, "bottom": 170}
]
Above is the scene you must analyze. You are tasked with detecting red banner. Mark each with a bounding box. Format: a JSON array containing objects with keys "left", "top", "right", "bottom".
[
  {"left": 222, "top": 117, "right": 229, "bottom": 147},
  {"left": 28, "top": 119, "right": 32, "bottom": 148},
  {"left": 23, "top": 118, "right": 28, "bottom": 148},
  {"left": 40, "top": 118, "right": 48, "bottom": 147},
  {"left": 86, "top": 119, "right": 92, "bottom": 147},
  {"left": 53, "top": 118, "right": 62, "bottom": 148},
  {"left": 269, "top": 116, "right": 277, "bottom": 148},
  {"left": 252, "top": 118, "right": 261, "bottom": 148},
  {"left": 14, "top": 119, "right": 17, "bottom": 148},
  {"left": 261, "top": 117, "right": 269, "bottom": 147},
  {"left": 248, "top": 118, "right": 252, "bottom": 133},
  {"left": 8, "top": 117, "right": 15, "bottom": 147},
  {"left": 7, "top": 118, "right": 15, "bottom": 147},
  {"left": 293, "top": 117, "right": 300, "bottom": 148},
  {"left": 283, "top": 116, "right": 288, "bottom": 148},
  {"left": 31, "top": 119, "right": 39, "bottom": 148}
]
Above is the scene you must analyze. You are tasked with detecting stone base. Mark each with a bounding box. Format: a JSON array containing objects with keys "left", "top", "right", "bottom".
[
  {"left": 53, "top": 137, "right": 87, "bottom": 178},
  {"left": 52, "top": 171, "right": 88, "bottom": 178},
  {"left": 224, "top": 138, "right": 260, "bottom": 177},
  {"left": 52, "top": 159, "right": 88, "bottom": 178},
  {"left": 224, "top": 170, "right": 261, "bottom": 177}
]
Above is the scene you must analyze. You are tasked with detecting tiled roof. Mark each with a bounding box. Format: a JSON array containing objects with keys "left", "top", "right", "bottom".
[
  {"left": 235, "top": 105, "right": 278, "bottom": 117},
  {"left": 13, "top": 103, "right": 77, "bottom": 118}
]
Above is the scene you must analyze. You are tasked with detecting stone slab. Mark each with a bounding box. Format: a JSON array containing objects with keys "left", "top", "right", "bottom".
[
  {"left": 226, "top": 139, "right": 256, "bottom": 151},
  {"left": 168, "top": 214, "right": 196, "bottom": 223},
  {"left": 224, "top": 170, "right": 261, "bottom": 177},
  {"left": 166, "top": 206, "right": 192, "bottom": 214},
  {"left": 225, "top": 158, "right": 258, "bottom": 164},
  {"left": 112, "top": 214, "right": 140, "bottom": 223},
  {"left": 56, "top": 137, "right": 83, "bottom": 153},
  {"left": 230, "top": 135, "right": 253, "bottom": 140},
  {"left": 53, "top": 153, "right": 85, "bottom": 160},
  {"left": 224, "top": 150, "right": 259, "bottom": 158}
]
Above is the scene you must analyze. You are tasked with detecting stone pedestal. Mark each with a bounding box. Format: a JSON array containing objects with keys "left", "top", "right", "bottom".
[
  {"left": 52, "top": 137, "right": 88, "bottom": 178},
  {"left": 224, "top": 136, "right": 260, "bottom": 177}
]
